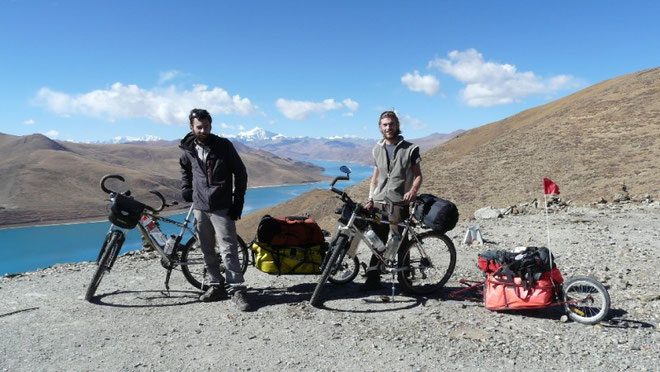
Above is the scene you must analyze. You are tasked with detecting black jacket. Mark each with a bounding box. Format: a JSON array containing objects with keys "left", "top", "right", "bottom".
[{"left": 179, "top": 132, "right": 247, "bottom": 212}]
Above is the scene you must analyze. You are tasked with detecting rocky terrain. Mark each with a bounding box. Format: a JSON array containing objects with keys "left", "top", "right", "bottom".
[{"left": 2, "top": 201, "right": 658, "bottom": 371}]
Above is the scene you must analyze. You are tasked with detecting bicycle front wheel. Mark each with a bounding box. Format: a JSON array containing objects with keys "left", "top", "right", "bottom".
[
  {"left": 85, "top": 230, "right": 123, "bottom": 301},
  {"left": 562, "top": 276, "right": 610, "bottom": 324},
  {"left": 397, "top": 231, "right": 456, "bottom": 295},
  {"left": 310, "top": 234, "right": 347, "bottom": 307},
  {"left": 180, "top": 235, "right": 249, "bottom": 291}
]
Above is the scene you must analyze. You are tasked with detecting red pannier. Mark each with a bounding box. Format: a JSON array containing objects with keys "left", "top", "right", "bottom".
[
  {"left": 484, "top": 268, "right": 564, "bottom": 310},
  {"left": 257, "top": 215, "right": 325, "bottom": 247}
]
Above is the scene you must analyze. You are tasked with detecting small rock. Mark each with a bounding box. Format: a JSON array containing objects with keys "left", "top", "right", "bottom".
[{"left": 474, "top": 207, "right": 503, "bottom": 219}]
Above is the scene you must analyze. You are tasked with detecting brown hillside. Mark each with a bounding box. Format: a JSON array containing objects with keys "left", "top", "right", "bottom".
[
  {"left": 237, "top": 67, "right": 660, "bottom": 236},
  {"left": 0, "top": 134, "right": 327, "bottom": 227},
  {"left": 420, "top": 67, "right": 660, "bottom": 218}
]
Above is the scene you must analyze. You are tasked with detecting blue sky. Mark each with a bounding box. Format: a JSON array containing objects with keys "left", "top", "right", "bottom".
[{"left": 1, "top": 0, "right": 658, "bottom": 142}]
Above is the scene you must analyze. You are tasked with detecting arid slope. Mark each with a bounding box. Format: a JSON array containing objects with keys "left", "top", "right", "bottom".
[{"left": 237, "top": 67, "right": 660, "bottom": 237}]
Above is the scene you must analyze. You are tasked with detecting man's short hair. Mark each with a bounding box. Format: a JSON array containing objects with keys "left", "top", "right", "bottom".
[
  {"left": 379, "top": 110, "right": 401, "bottom": 135},
  {"left": 189, "top": 108, "right": 212, "bottom": 125}
]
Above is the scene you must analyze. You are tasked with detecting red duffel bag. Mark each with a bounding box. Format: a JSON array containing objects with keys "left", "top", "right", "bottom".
[
  {"left": 256, "top": 215, "right": 325, "bottom": 247},
  {"left": 484, "top": 268, "right": 564, "bottom": 310}
]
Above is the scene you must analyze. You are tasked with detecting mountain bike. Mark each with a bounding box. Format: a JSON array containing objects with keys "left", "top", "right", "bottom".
[
  {"left": 309, "top": 166, "right": 457, "bottom": 307},
  {"left": 85, "top": 174, "right": 248, "bottom": 301}
]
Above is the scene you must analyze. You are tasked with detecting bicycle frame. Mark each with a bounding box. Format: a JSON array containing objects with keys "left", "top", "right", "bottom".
[
  {"left": 133, "top": 205, "right": 197, "bottom": 265},
  {"left": 337, "top": 205, "right": 422, "bottom": 272}
]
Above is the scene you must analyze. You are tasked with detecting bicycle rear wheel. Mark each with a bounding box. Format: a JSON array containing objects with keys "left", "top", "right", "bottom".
[
  {"left": 397, "top": 231, "right": 456, "bottom": 295},
  {"left": 562, "top": 276, "right": 610, "bottom": 324},
  {"left": 180, "top": 235, "right": 249, "bottom": 290},
  {"left": 310, "top": 235, "right": 347, "bottom": 307},
  {"left": 85, "top": 230, "right": 124, "bottom": 301}
]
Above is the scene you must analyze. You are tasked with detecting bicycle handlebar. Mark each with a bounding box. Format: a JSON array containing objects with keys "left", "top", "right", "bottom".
[
  {"left": 100, "top": 174, "right": 168, "bottom": 212},
  {"left": 148, "top": 191, "right": 166, "bottom": 212},
  {"left": 330, "top": 175, "right": 349, "bottom": 188},
  {"left": 100, "top": 174, "right": 124, "bottom": 194}
]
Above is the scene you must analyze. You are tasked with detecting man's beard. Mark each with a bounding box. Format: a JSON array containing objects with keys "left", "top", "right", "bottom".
[{"left": 195, "top": 133, "right": 209, "bottom": 143}]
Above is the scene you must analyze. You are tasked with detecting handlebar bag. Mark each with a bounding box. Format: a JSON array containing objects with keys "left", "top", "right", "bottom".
[
  {"left": 256, "top": 215, "right": 325, "bottom": 247},
  {"left": 108, "top": 194, "right": 145, "bottom": 229},
  {"left": 250, "top": 241, "right": 327, "bottom": 275},
  {"left": 413, "top": 194, "right": 459, "bottom": 233}
]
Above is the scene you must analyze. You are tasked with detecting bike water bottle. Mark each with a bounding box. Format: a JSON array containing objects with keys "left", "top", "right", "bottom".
[
  {"left": 164, "top": 235, "right": 176, "bottom": 255},
  {"left": 384, "top": 232, "right": 401, "bottom": 261},
  {"left": 364, "top": 230, "right": 385, "bottom": 252},
  {"left": 141, "top": 215, "right": 166, "bottom": 247}
]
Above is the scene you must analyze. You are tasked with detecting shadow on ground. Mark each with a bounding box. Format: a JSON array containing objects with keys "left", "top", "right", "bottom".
[{"left": 90, "top": 289, "right": 200, "bottom": 308}]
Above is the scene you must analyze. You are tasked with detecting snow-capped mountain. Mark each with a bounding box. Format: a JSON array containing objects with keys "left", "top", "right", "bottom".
[
  {"left": 89, "top": 135, "right": 164, "bottom": 144},
  {"left": 235, "top": 127, "right": 281, "bottom": 142},
  {"left": 228, "top": 126, "right": 461, "bottom": 165}
]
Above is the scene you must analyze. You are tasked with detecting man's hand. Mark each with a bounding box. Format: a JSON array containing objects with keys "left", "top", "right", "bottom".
[
  {"left": 363, "top": 199, "right": 374, "bottom": 211},
  {"left": 182, "top": 189, "right": 193, "bottom": 202},
  {"left": 229, "top": 198, "right": 244, "bottom": 221},
  {"left": 403, "top": 188, "right": 418, "bottom": 203}
]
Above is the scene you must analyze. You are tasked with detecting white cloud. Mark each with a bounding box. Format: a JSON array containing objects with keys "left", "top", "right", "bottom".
[
  {"left": 342, "top": 98, "right": 359, "bottom": 111},
  {"left": 43, "top": 130, "right": 59, "bottom": 138},
  {"left": 428, "top": 48, "right": 578, "bottom": 107},
  {"left": 400, "top": 114, "right": 426, "bottom": 130},
  {"left": 276, "top": 98, "right": 349, "bottom": 120},
  {"left": 35, "top": 82, "right": 258, "bottom": 125},
  {"left": 22, "top": 119, "right": 35, "bottom": 126},
  {"left": 158, "top": 70, "right": 184, "bottom": 84},
  {"left": 342, "top": 112, "right": 354, "bottom": 117},
  {"left": 401, "top": 71, "right": 441, "bottom": 96}
]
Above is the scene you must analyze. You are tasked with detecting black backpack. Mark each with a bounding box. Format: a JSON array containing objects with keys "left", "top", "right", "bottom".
[
  {"left": 413, "top": 194, "right": 459, "bottom": 233},
  {"left": 497, "top": 247, "right": 556, "bottom": 289}
]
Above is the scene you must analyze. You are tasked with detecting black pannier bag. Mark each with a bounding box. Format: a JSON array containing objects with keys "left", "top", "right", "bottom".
[
  {"left": 108, "top": 194, "right": 146, "bottom": 229},
  {"left": 413, "top": 194, "right": 459, "bottom": 233}
]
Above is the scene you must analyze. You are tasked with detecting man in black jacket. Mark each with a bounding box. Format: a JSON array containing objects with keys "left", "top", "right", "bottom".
[{"left": 180, "top": 108, "right": 251, "bottom": 311}]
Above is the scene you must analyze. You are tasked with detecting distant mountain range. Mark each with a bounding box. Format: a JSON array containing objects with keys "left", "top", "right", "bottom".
[
  {"left": 85, "top": 128, "right": 464, "bottom": 165},
  {"left": 1, "top": 119, "right": 463, "bottom": 226},
  {"left": 0, "top": 134, "right": 326, "bottom": 227},
  {"left": 229, "top": 129, "right": 464, "bottom": 165}
]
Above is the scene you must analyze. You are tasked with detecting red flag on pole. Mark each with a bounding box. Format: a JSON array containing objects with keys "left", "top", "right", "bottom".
[{"left": 543, "top": 177, "right": 560, "bottom": 195}]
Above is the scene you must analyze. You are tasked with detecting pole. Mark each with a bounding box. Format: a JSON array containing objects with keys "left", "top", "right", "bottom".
[
  {"left": 544, "top": 194, "right": 551, "bottom": 247},
  {"left": 543, "top": 193, "right": 555, "bottom": 283}
]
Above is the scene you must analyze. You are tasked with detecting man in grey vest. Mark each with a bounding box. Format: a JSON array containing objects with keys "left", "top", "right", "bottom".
[{"left": 363, "top": 110, "right": 423, "bottom": 290}]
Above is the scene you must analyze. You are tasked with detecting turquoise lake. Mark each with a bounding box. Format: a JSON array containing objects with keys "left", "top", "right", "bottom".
[{"left": 0, "top": 160, "right": 372, "bottom": 275}]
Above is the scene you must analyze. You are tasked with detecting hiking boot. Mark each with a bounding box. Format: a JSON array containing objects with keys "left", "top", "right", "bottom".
[
  {"left": 360, "top": 274, "right": 383, "bottom": 292},
  {"left": 199, "top": 285, "right": 227, "bottom": 302},
  {"left": 231, "top": 289, "right": 251, "bottom": 312}
]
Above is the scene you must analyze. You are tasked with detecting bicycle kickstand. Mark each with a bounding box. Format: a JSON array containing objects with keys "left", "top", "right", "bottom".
[
  {"left": 162, "top": 267, "right": 173, "bottom": 297},
  {"left": 390, "top": 270, "right": 396, "bottom": 302}
]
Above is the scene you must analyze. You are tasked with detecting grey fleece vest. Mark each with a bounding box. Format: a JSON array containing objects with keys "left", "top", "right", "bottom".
[{"left": 372, "top": 136, "right": 419, "bottom": 203}]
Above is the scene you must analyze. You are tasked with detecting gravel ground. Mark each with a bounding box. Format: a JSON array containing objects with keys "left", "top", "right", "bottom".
[{"left": 1, "top": 202, "right": 659, "bottom": 371}]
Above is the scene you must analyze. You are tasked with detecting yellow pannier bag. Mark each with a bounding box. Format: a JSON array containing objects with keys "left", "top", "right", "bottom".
[{"left": 250, "top": 241, "right": 326, "bottom": 275}]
